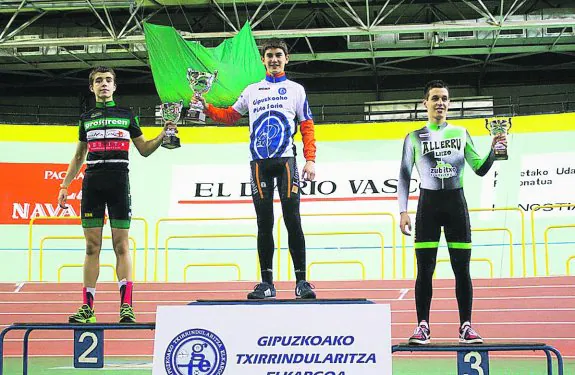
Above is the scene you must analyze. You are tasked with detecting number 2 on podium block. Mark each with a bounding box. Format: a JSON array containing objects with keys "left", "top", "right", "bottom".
[{"left": 74, "top": 329, "right": 104, "bottom": 368}]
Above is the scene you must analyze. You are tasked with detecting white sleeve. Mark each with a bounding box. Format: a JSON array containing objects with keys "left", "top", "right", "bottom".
[
  {"left": 232, "top": 87, "right": 249, "bottom": 115},
  {"left": 296, "top": 85, "right": 313, "bottom": 122},
  {"left": 398, "top": 133, "right": 415, "bottom": 213}
]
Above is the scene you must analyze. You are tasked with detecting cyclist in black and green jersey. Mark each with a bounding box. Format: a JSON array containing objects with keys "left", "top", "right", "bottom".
[
  {"left": 398, "top": 80, "right": 506, "bottom": 345},
  {"left": 57, "top": 66, "right": 177, "bottom": 324}
]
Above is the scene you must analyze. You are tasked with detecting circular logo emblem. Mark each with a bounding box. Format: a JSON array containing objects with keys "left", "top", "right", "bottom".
[
  {"left": 278, "top": 87, "right": 287, "bottom": 95},
  {"left": 164, "top": 328, "right": 227, "bottom": 375},
  {"left": 251, "top": 110, "right": 291, "bottom": 159}
]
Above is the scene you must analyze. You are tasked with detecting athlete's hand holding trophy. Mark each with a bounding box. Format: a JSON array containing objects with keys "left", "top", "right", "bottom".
[
  {"left": 485, "top": 118, "right": 511, "bottom": 160},
  {"left": 160, "top": 100, "right": 182, "bottom": 149},
  {"left": 158, "top": 68, "right": 217, "bottom": 148},
  {"left": 186, "top": 69, "right": 218, "bottom": 124}
]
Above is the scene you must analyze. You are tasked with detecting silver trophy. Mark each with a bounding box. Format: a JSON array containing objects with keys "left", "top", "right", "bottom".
[
  {"left": 186, "top": 69, "right": 218, "bottom": 124},
  {"left": 485, "top": 117, "right": 512, "bottom": 161},
  {"left": 160, "top": 100, "right": 183, "bottom": 149}
]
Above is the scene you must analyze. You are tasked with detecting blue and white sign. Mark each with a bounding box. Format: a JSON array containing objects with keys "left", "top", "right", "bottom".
[
  {"left": 164, "top": 328, "right": 227, "bottom": 375},
  {"left": 153, "top": 303, "right": 392, "bottom": 375}
]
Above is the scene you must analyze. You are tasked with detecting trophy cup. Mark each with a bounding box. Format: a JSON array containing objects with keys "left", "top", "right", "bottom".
[
  {"left": 186, "top": 69, "right": 218, "bottom": 124},
  {"left": 160, "top": 100, "right": 183, "bottom": 149},
  {"left": 485, "top": 117, "right": 512, "bottom": 161}
]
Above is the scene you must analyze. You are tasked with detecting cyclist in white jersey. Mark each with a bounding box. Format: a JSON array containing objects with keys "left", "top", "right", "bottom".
[
  {"left": 194, "top": 39, "right": 317, "bottom": 300},
  {"left": 398, "top": 80, "right": 506, "bottom": 345}
]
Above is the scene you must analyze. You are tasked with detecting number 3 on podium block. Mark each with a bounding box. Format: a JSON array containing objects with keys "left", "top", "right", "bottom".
[
  {"left": 74, "top": 329, "right": 104, "bottom": 368},
  {"left": 457, "top": 350, "right": 489, "bottom": 375}
]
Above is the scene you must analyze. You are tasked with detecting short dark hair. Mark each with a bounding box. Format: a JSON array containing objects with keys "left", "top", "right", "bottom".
[
  {"left": 260, "top": 38, "right": 289, "bottom": 57},
  {"left": 424, "top": 79, "right": 449, "bottom": 99},
  {"left": 89, "top": 66, "right": 116, "bottom": 86}
]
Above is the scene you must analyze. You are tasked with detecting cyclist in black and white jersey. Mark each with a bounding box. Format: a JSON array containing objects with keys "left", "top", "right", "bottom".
[{"left": 398, "top": 80, "right": 506, "bottom": 345}]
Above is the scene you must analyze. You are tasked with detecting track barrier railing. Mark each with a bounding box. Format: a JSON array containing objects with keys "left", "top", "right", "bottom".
[
  {"left": 530, "top": 203, "right": 575, "bottom": 276},
  {"left": 434, "top": 258, "right": 494, "bottom": 278},
  {"left": 307, "top": 260, "right": 366, "bottom": 280},
  {"left": 57, "top": 264, "right": 117, "bottom": 282},
  {"left": 183, "top": 263, "right": 242, "bottom": 282},
  {"left": 154, "top": 216, "right": 256, "bottom": 281},
  {"left": 28, "top": 216, "right": 148, "bottom": 281},
  {"left": 164, "top": 234, "right": 256, "bottom": 281},
  {"left": 403, "top": 207, "right": 525, "bottom": 278},
  {"left": 277, "top": 212, "right": 396, "bottom": 280},
  {"left": 286, "top": 231, "right": 384, "bottom": 280},
  {"left": 544, "top": 224, "right": 575, "bottom": 276},
  {"left": 38, "top": 236, "right": 137, "bottom": 282}
]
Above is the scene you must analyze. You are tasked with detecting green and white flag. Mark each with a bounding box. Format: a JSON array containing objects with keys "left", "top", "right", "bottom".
[{"left": 144, "top": 22, "right": 265, "bottom": 107}]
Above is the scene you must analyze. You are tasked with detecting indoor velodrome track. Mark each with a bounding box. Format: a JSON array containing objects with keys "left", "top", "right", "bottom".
[{"left": 0, "top": 277, "right": 573, "bottom": 374}]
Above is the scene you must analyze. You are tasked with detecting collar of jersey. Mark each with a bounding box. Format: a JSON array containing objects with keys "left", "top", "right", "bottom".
[
  {"left": 427, "top": 122, "right": 447, "bottom": 131},
  {"left": 265, "top": 72, "right": 287, "bottom": 83},
  {"left": 96, "top": 100, "right": 116, "bottom": 108}
]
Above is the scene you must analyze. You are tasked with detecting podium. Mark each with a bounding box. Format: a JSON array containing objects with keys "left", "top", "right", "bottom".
[{"left": 153, "top": 299, "right": 392, "bottom": 375}]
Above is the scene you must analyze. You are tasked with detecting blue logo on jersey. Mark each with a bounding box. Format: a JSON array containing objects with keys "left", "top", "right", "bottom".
[
  {"left": 278, "top": 87, "right": 287, "bottom": 95},
  {"left": 164, "top": 328, "right": 227, "bottom": 375},
  {"left": 251, "top": 110, "right": 291, "bottom": 159},
  {"left": 303, "top": 99, "right": 313, "bottom": 120}
]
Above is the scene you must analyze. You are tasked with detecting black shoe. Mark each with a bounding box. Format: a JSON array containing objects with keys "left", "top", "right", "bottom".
[
  {"left": 247, "top": 282, "right": 276, "bottom": 299},
  {"left": 295, "top": 280, "right": 316, "bottom": 299}
]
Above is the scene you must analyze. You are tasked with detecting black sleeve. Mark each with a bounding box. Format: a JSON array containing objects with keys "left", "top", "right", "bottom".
[
  {"left": 78, "top": 119, "right": 87, "bottom": 142},
  {"left": 129, "top": 112, "right": 143, "bottom": 139}
]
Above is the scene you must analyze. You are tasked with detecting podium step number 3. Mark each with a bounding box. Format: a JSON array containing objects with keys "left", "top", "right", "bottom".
[
  {"left": 458, "top": 350, "right": 489, "bottom": 375},
  {"left": 74, "top": 329, "right": 104, "bottom": 368}
]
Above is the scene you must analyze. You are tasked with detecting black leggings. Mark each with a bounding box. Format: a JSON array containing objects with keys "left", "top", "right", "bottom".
[
  {"left": 415, "top": 248, "right": 472, "bottom": 325},
  {"left": 251, "top": 157, "right": 306, "bottom": 283}
]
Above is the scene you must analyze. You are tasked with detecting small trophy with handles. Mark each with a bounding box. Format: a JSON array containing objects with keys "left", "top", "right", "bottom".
[{"left": 160, "top": 100, "right": 183, "bottom": 149}]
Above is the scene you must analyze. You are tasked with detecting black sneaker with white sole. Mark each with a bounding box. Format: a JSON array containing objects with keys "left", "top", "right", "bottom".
[
  {"left": 295, "top": 280, "right": 316, "bottom": 299},
  {"left": 247, "top": 282, "right": 276, "bottom": 299}
]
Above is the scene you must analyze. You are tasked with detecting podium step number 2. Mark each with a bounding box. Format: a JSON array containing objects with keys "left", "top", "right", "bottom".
[
  {"left": 458, "top": 350, "right": 489, "bottom": 375},
  {"left": 74, "top": 329, "right": 104, "bottom": 368}
]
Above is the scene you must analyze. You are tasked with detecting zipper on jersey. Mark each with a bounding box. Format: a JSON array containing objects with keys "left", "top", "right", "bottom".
[
  {"left": 266, "top": 81, "right": 272, "bottom": 158},
  {"left": 439, "top": 125, "right": 445, "bottom": 189},
  {"left": 103, "top": 105, "right": 107, "bottom": 164}
]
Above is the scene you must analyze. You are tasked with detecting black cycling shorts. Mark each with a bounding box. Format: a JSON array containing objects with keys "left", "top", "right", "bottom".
[
  {"left": 250, "top": 157, "right": 300, "bottom": 202},
  {"left": 81, "top": 170, "right": 131, "bottom": 229},
  {"left": 414, "top": 188, "right": 471, "bottom": 250}
]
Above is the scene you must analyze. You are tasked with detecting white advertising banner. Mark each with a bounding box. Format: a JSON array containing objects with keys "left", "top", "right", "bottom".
[
  {"left": 168, "top": 161, "right": 419, "bottom": 218},
  {"left": 518, "top": 152, "right": 575, "bottom": 215},
  {"left": 152, "top": 302, "right": 392, "bottom": 375}
]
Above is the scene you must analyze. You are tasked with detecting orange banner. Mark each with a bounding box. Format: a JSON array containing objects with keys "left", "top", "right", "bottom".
[{"left": 0, "top": 163, "right": 85, "bottom": 225}]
